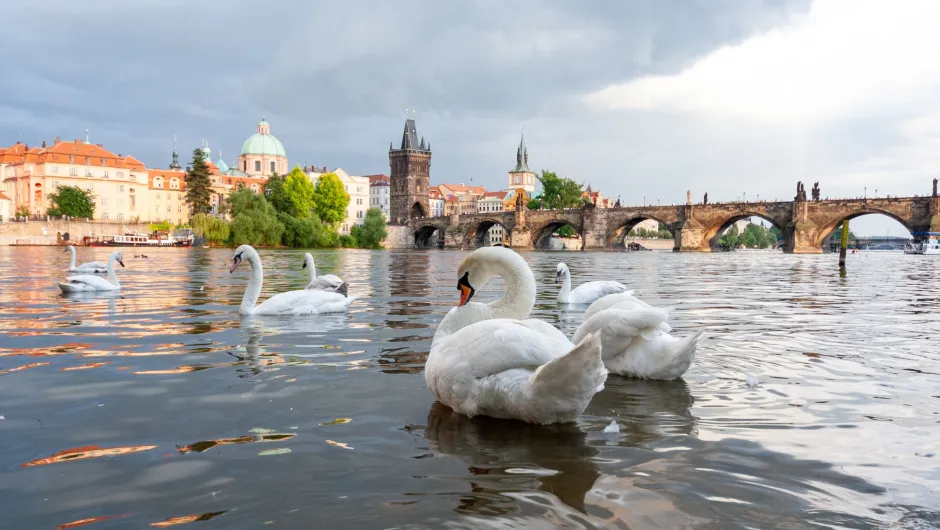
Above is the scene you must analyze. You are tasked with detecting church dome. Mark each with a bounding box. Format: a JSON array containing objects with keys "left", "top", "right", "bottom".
[{"left": 240, "top": 119, "right": 286, "bottom": 157}]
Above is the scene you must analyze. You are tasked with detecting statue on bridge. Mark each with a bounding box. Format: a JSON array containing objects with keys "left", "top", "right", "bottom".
[
  {"left": 934, "top": 177, "right": 938, "bottom": 197},
  {"left": 796, "top": 181, "right": 807, "bottom": 201},
  {"left": 687, "top": 190, "right": 691, "bottom": 205},
  {"left": 703, "top": 192, "right": 708, "bottom": 205},
  {"left": 811, "top": 182, "right": 820, "bottom": 201}
]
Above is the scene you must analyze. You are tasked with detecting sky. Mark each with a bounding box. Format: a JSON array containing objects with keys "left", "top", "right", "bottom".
[{"left": 3, "top": 0, "right": 938, "bottom": 236}]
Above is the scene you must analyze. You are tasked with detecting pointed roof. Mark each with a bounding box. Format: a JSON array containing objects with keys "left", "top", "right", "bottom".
[
  {"left": 217, "top": 150, "right": 229, "bottom": 174},
  {"left": 400, "top": 119, "right": 419, "bottom": 150},
  {"left": 511, "top": 130, "right": 530, "bottom": 173}
]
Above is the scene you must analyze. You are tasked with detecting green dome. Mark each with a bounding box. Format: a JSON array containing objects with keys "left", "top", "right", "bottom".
[{"left": 241, "top": 119, "right": 286, "bottom": 158}]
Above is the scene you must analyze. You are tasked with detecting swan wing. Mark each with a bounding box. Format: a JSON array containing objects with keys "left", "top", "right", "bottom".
[
  {"left": 426, "top": 320, "right": 605, "bottom": 423},
  {"left": 572, "top": 307, "right": 669, "bottom": 363},
  {"left": 58, "top": 274, "right": 117, "bottom": 292},
  {"left": 568, "top": 281, "right": 629, "bottom": 305},
  {"left": 306, "top": 275, "right": 345, "bottom": 290},
  {"left": 610, "top": 330, "right": 704, "bottom": 380},
  {"left": 583, "top": 291, "right": 649, "bottom": 319},
  {"left": 253, "top": 289, "right": 353, "bottom": 315}
]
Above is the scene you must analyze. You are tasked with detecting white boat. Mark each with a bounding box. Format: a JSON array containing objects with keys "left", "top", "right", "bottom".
[{"left": 904, "top": 235, "right": 940, "bottom": 255}]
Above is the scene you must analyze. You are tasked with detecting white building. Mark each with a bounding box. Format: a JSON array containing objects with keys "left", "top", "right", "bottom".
[
  {"left": 478, "top": 191, "right": 508, "bottom": 245},
  {"left": 429, "top": 186, "right": 444, "bottom": 217},
  {"left": 367, "top": 174, "right": 390, "bottom": 220},
  {"left": 305, "top": 167, "right": 370, "bottom": 235}
]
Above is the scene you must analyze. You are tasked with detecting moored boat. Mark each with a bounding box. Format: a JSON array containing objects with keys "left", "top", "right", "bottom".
[
  {"left": 904, "top": 233, "right": 940, "bottom": 255},
  {"left": 84, "top": 229, "right": 194, "bottom": 248}
]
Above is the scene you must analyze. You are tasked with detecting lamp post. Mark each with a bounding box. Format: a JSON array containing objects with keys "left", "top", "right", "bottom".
[
  {"left": 864, "top": 186, "right": 867, "bottom": 199},
  {"left": 743, "top": 192, "right": 747, "bottom": 203},
  {"left": 643, "top": 196, "right": 646, "bottom": 206}
]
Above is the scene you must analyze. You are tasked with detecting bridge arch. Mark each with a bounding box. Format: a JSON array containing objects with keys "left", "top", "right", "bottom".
[
  {"left": 606, "top": 215, "right": 676, "bottom": 249},
  {"left": 704, "top": 212, "right": 788, "bottom": 251},
  {"left": 410, "top": 202, "right": 428, "bottom": 220},
  {"left": 813, "top": 209, "right": 914, "bottom": 251},
  {"left": 464, "top": 218, "right": 512, "bottom": 249},
  {"left": 414, "top": 222, "right": 446, "bottom": 249},
  {"left": 532, "top": 218, "right": 583, "bottom": 250}
]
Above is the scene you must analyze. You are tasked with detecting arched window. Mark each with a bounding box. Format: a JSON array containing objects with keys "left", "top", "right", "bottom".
[
  {"left": 270, "top": 161, "right": 275, "bottom": 173},
  {"left": 254, "top": 160, "right": 261, "bottom": 172},
  {"left": 170, "top": 178, "right": 179, "bottom": 190},
  {"left": 153, "top": 176, "right": 163, "bottom": 188}
]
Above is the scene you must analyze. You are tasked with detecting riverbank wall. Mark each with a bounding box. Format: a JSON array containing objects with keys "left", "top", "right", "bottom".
[{"left": 0, "top": 220, "right": 152, "bottom": 246}]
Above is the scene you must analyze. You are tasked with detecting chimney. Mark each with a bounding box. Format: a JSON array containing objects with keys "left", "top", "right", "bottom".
[
  {"left": 96, "top": 143, "right": 103, "bottom": 148},
  {"left": 15, "top": 141, "right": 21, "bottom": 145},
  {"left": 42, "top": 141, "right": 46, "bottom": 148},
  {"left": 54, "top": 137, "right": 61, "bottom": 145},
  {"left": 74, "top": 139, "right": 81, "bottom": 144}
]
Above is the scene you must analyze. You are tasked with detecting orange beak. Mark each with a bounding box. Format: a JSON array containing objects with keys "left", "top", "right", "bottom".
[{"left": 458, "top": 283, "right": 473, "bottom": 307}]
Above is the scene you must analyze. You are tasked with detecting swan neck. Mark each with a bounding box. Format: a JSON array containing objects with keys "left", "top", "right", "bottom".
[
  {"left": 558, "top": 269, "right": 571, "bottom": 303},
  {"left": 241, "top": 252, "right": 263, "bottom": 313},
  {"left": 306, "top": 255, "right": 316, "bottom": 282},
  {"left": 489, "top": 255, "right": 535, "bottom": 319},
  {"left": 68, "top": 247, "right": 76, "bottom": 269},
  {"left": 107, "top": 255, "right": 119, "bottom": 286}
]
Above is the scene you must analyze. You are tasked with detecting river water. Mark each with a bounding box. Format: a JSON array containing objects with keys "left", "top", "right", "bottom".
[{"left": 0, "top": 247, "right": 938, "bottom": 529}]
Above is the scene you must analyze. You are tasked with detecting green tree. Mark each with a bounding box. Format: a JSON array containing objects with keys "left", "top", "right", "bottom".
[
  {"left": 185, "top": 149, "right": 213, "bottom": 215},
  {"left": 527, "top": 195, "right": 542, "bottom": 210},
  {"left": 355, "top": 207, "right": 388, "bottom": 248},
  {"left": 47, "top": 185, "right": 95, "bottom": 218},
  {"left": 263, "top": 173, "right": 294, "bottom": 215},
  {"left": 278, "top": 212, "right": 335, "bottom": 248},
  {"left": 312, "top": 172, "right": 350, "bottom": 226},
  {"left": 536, "top": 171, "right": 585, "bottom": 210},
  {"left": 225, "top": 187, "right": 284, "bottom": 246},
  {"left": 720, "top": 223, "right": 740, "bottom": 250},
  {"left": 283, "top": 166, "right": 316, "bottom": 218},
  {"left": 191, "top": 213, "right": 231, "bottom": 245},
  {"left": 556, "top": 225, "right": 578, "bottom": 238}
]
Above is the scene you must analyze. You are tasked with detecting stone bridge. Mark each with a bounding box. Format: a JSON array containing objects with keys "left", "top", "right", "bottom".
[{"left": 407, "top": 191, "right": 940, "bottom": 253}]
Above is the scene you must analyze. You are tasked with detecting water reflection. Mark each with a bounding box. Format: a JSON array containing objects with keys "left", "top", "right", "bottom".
[
  {"left": 0, "top": 247, "right": 938, "bottom": 528},
  {"left": 424, "top": 402, "right": 600, "bottom": 515}
]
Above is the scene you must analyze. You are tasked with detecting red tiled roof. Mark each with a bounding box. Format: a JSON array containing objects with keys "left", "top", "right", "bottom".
[
  {"left": 439, "top": 183, "right": 486, "bottom": 195},
  {"left": 483, "top": 191, "right": 508, "bottom": 199},
  {"left": 365, "top": 174, "right": 389, "bottom": 184}
]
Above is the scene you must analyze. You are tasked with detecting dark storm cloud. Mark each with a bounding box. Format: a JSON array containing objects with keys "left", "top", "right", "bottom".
[{"left": 0, "top": 0, "right": 810, "bottom": 199}]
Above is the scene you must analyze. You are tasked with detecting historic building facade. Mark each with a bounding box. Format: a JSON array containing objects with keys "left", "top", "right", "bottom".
[
  {"left": 238, "top": 119, "right": 288, "bottom": 178},
  {"left": 508, "top": 132, "right": 536, "bottom": 193},
  {"left": 368, "top": 174, "right": 390, "bottom": 220},
  {"left": 306, "top": 167, "right": 370, "bottom": 234},
  {"left": 388, "top": 118, "right": 431, "bottom": 224}
]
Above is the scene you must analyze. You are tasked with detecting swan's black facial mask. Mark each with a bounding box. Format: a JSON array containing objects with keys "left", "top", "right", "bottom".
[
  {"left": 457, "top": 272, "right": 475, "bottom": 307},
  {"left": 230, "top": 253, "right": 243, "bottom": 273}
]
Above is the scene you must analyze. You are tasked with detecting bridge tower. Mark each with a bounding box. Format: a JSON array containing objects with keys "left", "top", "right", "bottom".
[{"left": 389, "top": 118, "right": 431, "bottom": 225}]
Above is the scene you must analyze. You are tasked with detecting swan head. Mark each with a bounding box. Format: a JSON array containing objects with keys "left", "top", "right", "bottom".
[
  {"left": 555, "top": 262, "right": 569, "bottom": 284},
  {"left": 302, "top": 253, "right": 313, "bottom": 269},
  {"left": 230, "top": 245, "right": 255, "bottom": 273},
  {"left": 455, "top": 247, "right": 517, "bottom": 306},
  {"left": 111, "top": 252, "right": 125, "bottom": 268}
]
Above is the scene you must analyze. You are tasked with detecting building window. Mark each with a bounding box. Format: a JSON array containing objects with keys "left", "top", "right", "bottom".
[
  {"left": 101, "top": 197, "right": 108, "bottom": 206},
  {"left": 102, "top": 212, "right": 108, "bottom": 220},
  {"left": 86, "top": 157, "right": 91, "bottom": 165},
  {"left": 69, "top": 168, "right": 77, "bottom": 176},
  {"left": 69, "top": 155, "right": 74, "bottom": 164},
  {"left": 243, "top": 161, "right": 247, "bottom": 171},
  {"left": 119, "top": 185, "right": 124, "bottom": 192},
  {"left": 117, "top": 171, "right": 124, "bottom": 179},
  {"left": 103, "top": 171, "right": 109, "bottom": 179},
  {"left": 117, "top": 213, "right": 124, "bottom": 221},
  {"left": 85, "top": 170, "right": 93, "bottom": 177},
  {"left": 101, "top": 158, "right": 106, "bottom": 166},
  {"left": 130, "top": 195, "right": 135, "bottom": 211},
  {"left": 254, "top": 160, "right": 261, "bottom": 172},
  {"left": 270, "top": 161, "right": 275, "bottom": 173},
  {"left": 51, "top": 166, "right": 58, "bottom": 174}
]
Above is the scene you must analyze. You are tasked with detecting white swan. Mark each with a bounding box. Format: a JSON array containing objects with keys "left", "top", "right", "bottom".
[
  {"left": 555, "top": 262, "right": 628, "bottom": 304},
  {"left": 573, "top": 303, "right": 703, "bottom": 380},
  {"left": 64, "top": 245, "right": 107, "bottom": 273},
  {"left": 583, "top": 291, "right": 670, "bottom": 332},
  {"left": 302, "top": 253, "right": 348, "bottom": 296},
  {"left": 57, "top": 251, "right": 124, "bottom": 292},
  {"left": 229, "top": 245, "right": 353, "bottom": 315},
  {"left": 427, "top": 246, "right": 608, "bottom": 424}
]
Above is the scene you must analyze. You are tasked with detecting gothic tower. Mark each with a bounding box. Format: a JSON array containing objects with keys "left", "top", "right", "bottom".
[
  {"left": 508, "top": 131, "right": 536, "bottom": 193},
  {"left": 389, "top": 118, "right": 432, "bottom": 224}
]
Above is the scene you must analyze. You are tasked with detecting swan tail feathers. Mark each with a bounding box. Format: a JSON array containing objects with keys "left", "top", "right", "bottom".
[
  {"left": 337, "top": 281, "right": 350, "bottom": 297},
  {"left": 530, "top": 331, "right": 608, "bottom": 409},
  {"left": 660, "top": 330, "right": 704, "bottom": 379}
]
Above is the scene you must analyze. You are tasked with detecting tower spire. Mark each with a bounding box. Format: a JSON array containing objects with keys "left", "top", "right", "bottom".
[{"left": 169, "top": 135, "right": 181, "bottom": 170}]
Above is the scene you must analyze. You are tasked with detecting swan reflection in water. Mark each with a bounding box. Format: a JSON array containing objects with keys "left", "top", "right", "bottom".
[
  {"left": 58, "top": 289, "right": 120, "bottom": 315},
  {"left": 420, "top": 378, "right": 698, "bottom": 526},
  {"left": 423, "top": 402, "right": 600, "bottom": 516},
  {"left": 229, "top": 313, "right": 350, "bottom": 377}
]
